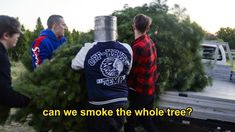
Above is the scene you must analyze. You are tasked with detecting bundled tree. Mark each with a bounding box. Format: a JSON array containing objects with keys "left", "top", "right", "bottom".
[
  {"left": 113, "top": 0, "right": 209, "bottom": 92},
  {"left": 11, "top": 43, "right": 88, "bottom": 131}
]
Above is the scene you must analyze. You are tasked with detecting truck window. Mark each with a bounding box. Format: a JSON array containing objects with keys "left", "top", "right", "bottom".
[{"left": 202, "top": 46, "right": 222, "bottom": 60}]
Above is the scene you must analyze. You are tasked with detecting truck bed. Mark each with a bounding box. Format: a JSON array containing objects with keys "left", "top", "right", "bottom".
[{"left": 158, "top": 79, "right": 235, "bottom": 123}]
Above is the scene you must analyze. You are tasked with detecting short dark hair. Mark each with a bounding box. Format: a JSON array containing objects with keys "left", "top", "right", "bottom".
[
  {"left": 133, "top": 14, "right": 152, "bottom": 34},
  {"left": 0, "top": 15, "right": 20, "bottom": 39},
  {"left": 47, "top": 15, "right": 63, "bottom": 29}
]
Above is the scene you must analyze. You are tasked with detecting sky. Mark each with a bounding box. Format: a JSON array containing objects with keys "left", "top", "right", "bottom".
[{"left": 0, "top": 0, "right": 235, "bottom": 34}]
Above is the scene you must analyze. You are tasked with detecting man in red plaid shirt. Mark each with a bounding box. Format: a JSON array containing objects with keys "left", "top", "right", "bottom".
[{"left": 125, "top": 14, "right": 159, "bottom": 132}]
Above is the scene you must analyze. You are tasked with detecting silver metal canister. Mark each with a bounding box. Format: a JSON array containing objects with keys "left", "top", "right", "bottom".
[{"left": 94, "top": 16, "right": 117, "bottom": 42}]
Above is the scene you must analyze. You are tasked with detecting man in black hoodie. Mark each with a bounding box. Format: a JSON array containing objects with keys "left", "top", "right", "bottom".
[{"left": 0, "top": 15, "right": 30, "bottom": 108}]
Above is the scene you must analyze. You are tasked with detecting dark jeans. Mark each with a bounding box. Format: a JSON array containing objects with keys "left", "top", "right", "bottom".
[
  {"left": 124, "top": 90, "right": 159, "bottom": 132},
  {"left": 86, "top": 103, "right": 125, "bottom": 132}
]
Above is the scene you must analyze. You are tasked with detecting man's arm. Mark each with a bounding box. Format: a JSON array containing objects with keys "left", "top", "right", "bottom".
[
  {"left": 71, "top": 42, "right": 96, "bottom": 70},
  {"left": 0, "top": 85, "right": 30, "bottom": 108},
  {"left": 0, "top": 55, "right": 30, "bottom": 108}
]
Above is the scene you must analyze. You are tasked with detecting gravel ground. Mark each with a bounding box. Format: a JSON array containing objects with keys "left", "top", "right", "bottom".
[
  {"left": 0, "top": 122, "right": 35, "bottom": 132},
  {"left": 0, "top": 109, "right": 35, "bottom": 132}
]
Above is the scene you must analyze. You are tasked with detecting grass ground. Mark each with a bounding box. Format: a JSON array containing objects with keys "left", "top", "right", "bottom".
[
  {"left": 0, "top": 121, "right": 35, "bottom": 132},
  {"left": 234, "top": 61, "right": 235, "bottom": 70},
  {"left": 226, "top": 59, "right": 235, "bottom": 70},
  {"left": 231, "top": 59, "right": 235, "bottom": 70}
]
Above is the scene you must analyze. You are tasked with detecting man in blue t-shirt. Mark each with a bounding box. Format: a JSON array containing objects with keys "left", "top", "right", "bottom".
[
  {"left": 31, "top": 15, "right": 67, "bottom": 69},
  {"left": 71, "top": 16, "right": 133, "bottom": 132}
]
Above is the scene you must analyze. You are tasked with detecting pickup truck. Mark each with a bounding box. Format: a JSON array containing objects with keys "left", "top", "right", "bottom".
[
  {"left": 201, "top": 41, "right": 234, "bottom": 80},
  {"left": 157, "top": 41, "right": 235, "bottom": 132}
]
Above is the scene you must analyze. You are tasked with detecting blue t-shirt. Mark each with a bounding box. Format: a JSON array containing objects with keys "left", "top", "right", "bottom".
[{"left": 31, "top": 29, "right": 66, "bottom": 69}]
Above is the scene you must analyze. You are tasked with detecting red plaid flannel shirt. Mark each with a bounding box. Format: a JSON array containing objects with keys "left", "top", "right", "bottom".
[{"left": 127, "top": 35, "right": 158, "bottom": 96}]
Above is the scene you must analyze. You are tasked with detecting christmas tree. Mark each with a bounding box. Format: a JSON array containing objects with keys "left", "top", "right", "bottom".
[
  {"left": 11, "top": 43, "right": 88, "bottom": 131},
  {"left": 113, "top": 1, "right": 210, "bottom": 92}
]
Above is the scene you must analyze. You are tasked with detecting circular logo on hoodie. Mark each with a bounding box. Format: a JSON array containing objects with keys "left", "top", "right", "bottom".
[{"left": 100, "top": 57, "right": 124, "bottom": 78}]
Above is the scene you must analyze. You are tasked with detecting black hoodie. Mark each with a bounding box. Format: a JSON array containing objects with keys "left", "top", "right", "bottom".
[{"left": 0, "top": 42, "right": 30, "bottom": 108}]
